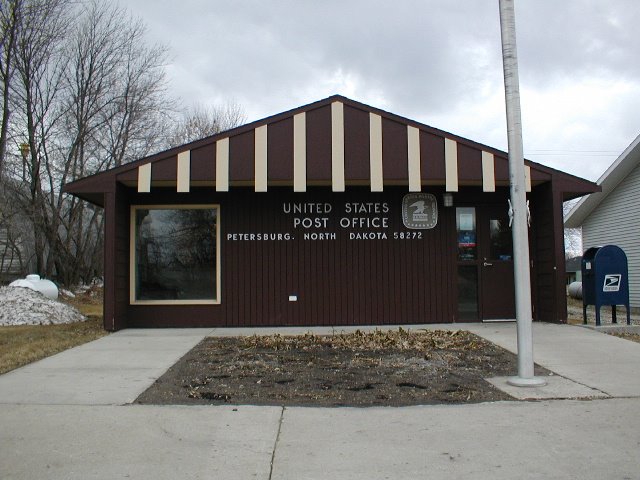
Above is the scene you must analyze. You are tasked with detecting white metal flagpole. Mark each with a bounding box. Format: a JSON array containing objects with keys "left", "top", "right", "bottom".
[{"left": 498, "top": 0, "right": 546, "bottom": 387}]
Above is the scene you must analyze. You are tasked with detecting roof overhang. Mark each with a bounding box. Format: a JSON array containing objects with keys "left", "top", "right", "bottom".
[{"left": 63, "top": 95, "right": 597, "bottom": 206}]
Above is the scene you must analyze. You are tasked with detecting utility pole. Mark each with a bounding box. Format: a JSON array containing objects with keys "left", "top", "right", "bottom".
[{"left": 498, "top": 0, "right": 546, "bottom": 387}]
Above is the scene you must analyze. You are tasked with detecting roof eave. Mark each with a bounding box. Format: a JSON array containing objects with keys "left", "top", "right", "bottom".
[{"left": 565, "top": 133, "right": 640, "bottom": 227}]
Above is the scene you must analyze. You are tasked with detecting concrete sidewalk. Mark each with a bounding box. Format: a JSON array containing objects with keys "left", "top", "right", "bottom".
[
  {"left": 0, "top": 328, "right": 213, "bottom": 405},
  {"left": 1, "top": 322, "right": 640, "bottom": 479},
  {"left": 466, "top": 322, "right": 640, "bottom": 399},
  {"left": 1, "top": 399, "right": 639, "bottom": 479}
]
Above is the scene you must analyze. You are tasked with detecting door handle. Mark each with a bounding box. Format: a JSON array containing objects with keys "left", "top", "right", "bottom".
[{"left": 483, "top": 262, "right": 493, "bottom": 267}]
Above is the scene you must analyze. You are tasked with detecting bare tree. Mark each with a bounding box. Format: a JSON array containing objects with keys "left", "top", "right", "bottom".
[
  {"left": 53, "top": 1, "right": 172, "bottom": 284},
  {"left": 1, "top": 0, "right": 245, "bottom": 286},
  {"left": 1, "top": 0, "right": 173, "bottom": 285},
  {"left": 563, "top": 199, "right": 582, "bottom": 258},
  {"left": 9, "top": 0, "right": 69, "bottom": 274},
  {"left": 0, "top": 0, "right": 21, "bottom": 175},
  {"left": 167, "top": 102, "right": 245, "bottom": 148}
]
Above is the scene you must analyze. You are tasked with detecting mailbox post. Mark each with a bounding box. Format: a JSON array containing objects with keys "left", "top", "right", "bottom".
[{"left": 581, "top": 245, "right": 631, "bottom": 326}]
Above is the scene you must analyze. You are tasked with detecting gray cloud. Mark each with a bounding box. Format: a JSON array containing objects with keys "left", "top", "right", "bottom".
[{"left": 123, "top": 0, "right": 640, "bottom": 181}]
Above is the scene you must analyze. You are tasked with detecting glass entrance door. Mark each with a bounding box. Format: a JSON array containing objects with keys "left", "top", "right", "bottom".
[
  {"left": 456, "top": 207, "right": 479, "bottom": 320},
  {"left": 456, "top": 206, "right": 516, "bottom": 321},
  {"left": 479, "top": 208, "right": 515, "bottom": 320}
]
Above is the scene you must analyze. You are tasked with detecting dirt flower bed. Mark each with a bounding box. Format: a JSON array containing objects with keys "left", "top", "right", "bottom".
[{"left": 137, "top": 329, "right": 546, "bottom": 407}]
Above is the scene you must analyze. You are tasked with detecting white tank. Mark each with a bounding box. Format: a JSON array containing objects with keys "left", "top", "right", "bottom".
[
  {"left": 568, "top": 281, "right": 582, "bottom": 300},
  {"left": 9, "top": 274, "right": 59, "bottom": 300}
]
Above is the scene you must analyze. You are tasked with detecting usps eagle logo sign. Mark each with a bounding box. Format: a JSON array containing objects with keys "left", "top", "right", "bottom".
[
  {"left": 402, "top": 193, "right": 438, "bottom": 229},
  {"left": 603, "top": 274, "right": 622, "bottom": 292}
]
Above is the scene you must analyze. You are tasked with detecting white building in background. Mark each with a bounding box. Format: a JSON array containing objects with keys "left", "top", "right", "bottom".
[
  {"left": 0, "top": 226, "right": 25, "bottom": 281},
  {"left": 565, "top": 134, "right": 640, "bottom": 308}
]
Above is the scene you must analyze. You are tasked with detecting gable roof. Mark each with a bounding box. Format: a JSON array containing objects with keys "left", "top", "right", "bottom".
[
  {"left": 64, "top": 94, "right": 598, "bottom": 206},
  {"left": 565, "top": 133, "right": 640, "bottom": 228}
]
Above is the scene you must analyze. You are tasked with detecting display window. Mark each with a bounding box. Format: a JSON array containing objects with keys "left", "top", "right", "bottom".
[{"left": 130, "top": 205, "right": 220, "bottom": 304}]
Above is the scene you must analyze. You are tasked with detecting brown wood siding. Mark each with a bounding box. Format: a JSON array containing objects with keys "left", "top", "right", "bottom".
[
  {"left": 267, "top": 117, "right": 294, "bottom": 181},
  {"left": 343, "top": 105, "right": 370, "bottom": 181},
  {"left": 494, "top": 155, "right": 510, "bottom": 183},
  {"left": 191, "top": 143, "right": 216, "bottom": 182},
  {"left": 305, "top": 104, "right": 332, "bottom": 181},
  {"left": 103, "top": 191, "right": 116, "bottom": 330},
  {"left": 531, "top": 182, "right": 557, "bottom": 321},
  {"left": 151, "top": 156, "right": 177, "bottom": 182},
  {"left": 116, "top": 168, "right": 137, "bottom": 183},
  {"left": 421, "top": 131, "right": 445, "bottom": 183},
  {"left": 382, "top": 118, "right": 408, "bottom": 181},
  {"left": 229, "top": 129, "right": 255, "bottom": 182},
  {"left": 103, "top": 183, "right": 130, "bottom": 331},
  {"left": 125, "top": 186, "right": 460, "bottom": 328},
  {"left": 457, "top": 143, "right": 482, "bottom": 183},
  {"left": 551, "top": 189, "right": 568, "bottom": 322},
  {"left": 113, "top": 183, "right": 130, "bottom": 329},
  {"left": 529, "top": 163, "right": 551, "bottom": 182}
]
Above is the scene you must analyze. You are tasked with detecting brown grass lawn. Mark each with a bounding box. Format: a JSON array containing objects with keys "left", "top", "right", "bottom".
[
  {"left": 0, "top": 316, "right": 106, "bottom": 374},
  {"left": 610, "top": 333, "right": 640, "bottom": 344},
  {"left": 0, "top": 288, "right": 106, "bottom": 374}
]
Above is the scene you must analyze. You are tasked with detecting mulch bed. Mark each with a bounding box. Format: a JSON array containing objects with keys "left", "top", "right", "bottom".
[{"left": 136, "top": 329, "right": 548, "bottom": 407}]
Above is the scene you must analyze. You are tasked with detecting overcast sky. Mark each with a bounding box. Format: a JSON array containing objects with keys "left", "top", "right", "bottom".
[{"left": 121, "top": 0, "right": 640, "bottom": 182}]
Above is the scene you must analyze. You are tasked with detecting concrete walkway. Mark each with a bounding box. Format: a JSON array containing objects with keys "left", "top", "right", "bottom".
[
  {"left": 466, "top": 322, "right": 640, "bottom": 399},
  {"left": 1, "top": 322, "right": 640, "bottom": 479},
  {"left": 0, "top": 328, "right": 213, "bottom": 405}
]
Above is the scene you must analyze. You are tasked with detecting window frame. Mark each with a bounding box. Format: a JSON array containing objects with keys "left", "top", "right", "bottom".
[{"left": 129, "top": 204, "right": 221, "bottom": 305}]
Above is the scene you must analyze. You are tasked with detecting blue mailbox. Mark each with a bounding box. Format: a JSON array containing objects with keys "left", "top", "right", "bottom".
[{"left": 581, "top": 245, "right": 630, "bottom": 326}]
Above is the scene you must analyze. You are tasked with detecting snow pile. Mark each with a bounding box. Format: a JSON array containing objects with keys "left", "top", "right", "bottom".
[
  {"left": 59, "top": 288, "right": 76, "bottom": 298},
  {"left": 0, "top": 286, "right": 86, "bottom": 326}
]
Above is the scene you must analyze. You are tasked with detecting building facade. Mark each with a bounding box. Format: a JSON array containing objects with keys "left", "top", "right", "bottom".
[
  {"left": 566, "top": 133, "right": 640, "bottom": 307},
  {"left": 65, "top": 96, "right": 597, "bottom": 330}
]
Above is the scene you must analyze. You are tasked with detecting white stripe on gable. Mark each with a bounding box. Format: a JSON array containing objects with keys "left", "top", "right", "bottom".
[
  {"left": 445, "top": 139, "right": 458, "bottom": 192},
  {"left": 407, "top": 126, "right": 421, "bottom": 192},
  {"left": 369, "top": 113, "right": 383, "bottom": 192},
  {"left": 137, "top": 163, "right": 151, "bottom": 193},
  {"left": 331, "top": 102, "right": 345, "bottom": 192},
  {"left": 293, "top": 113, "right": 306, "bottom": 192},
  {"left": 177, "top": 151, "right": 190, "bottom": 192},
  {"left": 216, "top": 138, "right": 229, "bottom": 192},
  {"left": 482, "top": 151, "right": 496, "bottom": 192},
  {"left": 254, "top": 125, "right": 268, "bottom": 192}
]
